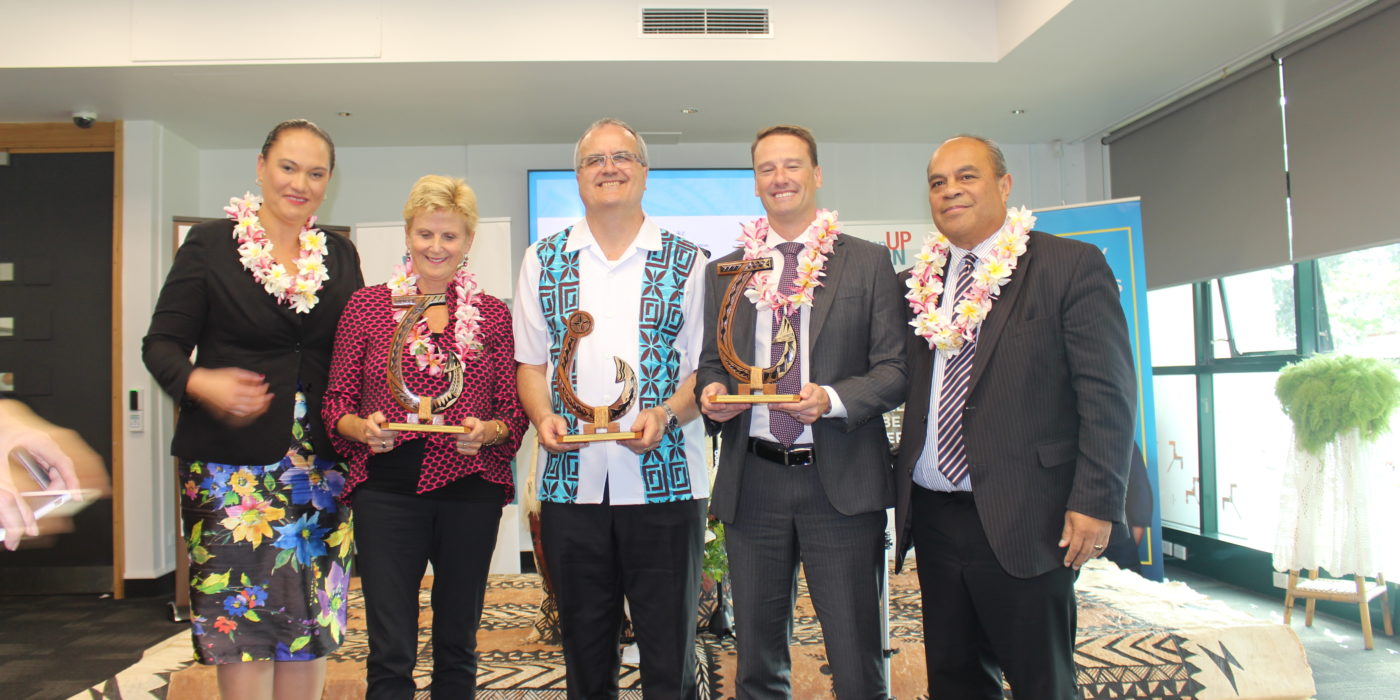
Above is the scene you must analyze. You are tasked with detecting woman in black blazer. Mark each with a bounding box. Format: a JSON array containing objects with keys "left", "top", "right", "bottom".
[{"left": 143, "top": 120, "right": 363, "bottom": 700}]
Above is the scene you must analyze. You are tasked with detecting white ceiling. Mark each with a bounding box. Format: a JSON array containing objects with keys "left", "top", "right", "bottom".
[{"left": 0, "top": 0, "right": 1375, "bottom": 148}]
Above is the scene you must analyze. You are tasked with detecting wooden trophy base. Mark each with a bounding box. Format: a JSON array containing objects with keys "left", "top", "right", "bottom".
[
  {"left": 382, "top": 422, "right": 466, "bottom": 434},
  {"left": 383, "top": 399, "right": 467, "bottom": 434},
  {"left": 712, "top": 366, "right": 800, "bottom": 404},
  {"left": 712, "top": 393, "right": 801, "bottom": 404},
  {"left": 560, "top": 406, "right": 638, "bottom": 443},
  {"left": 560, "top": 430, "right": 639, "bottom": 443}
]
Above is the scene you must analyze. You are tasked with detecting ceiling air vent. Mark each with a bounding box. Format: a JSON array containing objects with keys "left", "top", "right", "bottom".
[{"left": 641, "top": 8, "right": 771, "bottom": 37}]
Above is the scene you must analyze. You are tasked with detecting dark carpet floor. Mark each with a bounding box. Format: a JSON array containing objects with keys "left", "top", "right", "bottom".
[{"left": 0, "top": 592, "right": 180, "bottom": 700}]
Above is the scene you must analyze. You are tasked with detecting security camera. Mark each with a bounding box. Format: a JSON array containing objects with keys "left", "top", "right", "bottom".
[{"left": 72, "top": 111, "right": 97, "bottom": 129}]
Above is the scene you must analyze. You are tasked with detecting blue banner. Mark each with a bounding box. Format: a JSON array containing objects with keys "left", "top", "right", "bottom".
[{"left": 1034, "top": 198, "right": 1162, "bottom": 580}]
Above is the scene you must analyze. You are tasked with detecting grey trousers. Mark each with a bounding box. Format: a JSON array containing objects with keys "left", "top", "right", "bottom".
[{"left": 725, "top": 451, "right": 889, "bottom": 700}]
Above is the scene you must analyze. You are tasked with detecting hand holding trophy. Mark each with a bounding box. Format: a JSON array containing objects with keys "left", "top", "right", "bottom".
[
  {"left": 554, "top": 311, "right": 640, "bottom": 443},
  {"left": 712, "top": 258, "right": 800, "bottom": 403}
]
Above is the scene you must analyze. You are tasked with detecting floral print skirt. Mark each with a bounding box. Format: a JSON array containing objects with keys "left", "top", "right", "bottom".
[{"left": 178, "top": 392, "right": 353, "bottom": 664}]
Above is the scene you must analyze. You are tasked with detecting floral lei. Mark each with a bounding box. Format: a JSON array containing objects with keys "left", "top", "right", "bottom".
[
  {"left": 905, "top": 206, "right": 1034, "bottom": 358},
  {"left": 224, "top": 192, "right": 330, "bottom": 314},
  {"left": 739, "top": 209, "right": 842, "bottom": 316},
  {"left": 387, "top": 260, "right": 484, "bottom": 375}
]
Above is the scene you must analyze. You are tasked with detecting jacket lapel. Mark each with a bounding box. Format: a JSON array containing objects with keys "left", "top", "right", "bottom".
[
  {"left": 968, "top": 240, "right": 1032, "bottom": 389},
  {"left": 808, "top": 237, "right": 847, "bottom": 344}
]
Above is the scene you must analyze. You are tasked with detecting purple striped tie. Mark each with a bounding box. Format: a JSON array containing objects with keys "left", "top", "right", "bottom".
[
  {"left": 770, "top": 242, "right": 804, "bottom": 446},
  {"left": 936, "top": 254, "right": 978, "bottom": 485}
]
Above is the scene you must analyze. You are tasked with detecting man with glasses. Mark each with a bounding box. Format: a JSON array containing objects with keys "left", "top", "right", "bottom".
[
  {"left": 697, "top": 124, "right": 907, "bottom": 698},
  {"left": 515, "top": 118, "right": 709, "bottom": 698}
]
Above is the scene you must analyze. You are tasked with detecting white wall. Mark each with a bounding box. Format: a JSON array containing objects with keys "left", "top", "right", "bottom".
[
  {"left": 120, "top": 120, "right": 199, "bottom": 579},
  {"left": 1084, "top": 136, "right": 1112, "bottom": 203},
  {"left": 197, "top": 145, "right": 471, "bottom": 225}
]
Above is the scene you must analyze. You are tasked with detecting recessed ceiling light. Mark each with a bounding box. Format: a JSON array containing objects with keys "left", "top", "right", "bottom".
[
  {"left": 336, "top": 111, "right": 352, "bottom": 117},
  {"left": 681, "top": 108, "right": 699, "bottom": 115},
  {"left": 1010, "top": 109, "right": 1027, "bottom": 115}
]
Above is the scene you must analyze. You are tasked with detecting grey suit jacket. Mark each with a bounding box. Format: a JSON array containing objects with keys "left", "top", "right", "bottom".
[
  {"left": 893, "top": 231, "right": 1136, "bottom": 579},
  {"left": 697, "top": 236, "right": 908, "bottom": 522}
]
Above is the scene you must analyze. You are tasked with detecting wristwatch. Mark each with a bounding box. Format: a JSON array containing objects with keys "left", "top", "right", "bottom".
[{"left": 659, "top": 403, "right": 679, "bottom": 431}]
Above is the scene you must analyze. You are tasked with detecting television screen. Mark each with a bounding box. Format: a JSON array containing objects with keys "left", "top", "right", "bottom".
[{"left": 527, "top": 169, "right": 764, "bottom": 256}]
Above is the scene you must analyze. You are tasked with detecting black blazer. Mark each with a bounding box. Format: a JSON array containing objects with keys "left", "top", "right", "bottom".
[
  {"left": 143, "top": 218, "right": 364, "bottom": 465},
  {"left": 893, "top": 231, "right": 1136, "bottom": 578}
]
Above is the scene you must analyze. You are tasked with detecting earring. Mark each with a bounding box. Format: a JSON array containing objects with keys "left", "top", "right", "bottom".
[
  {"left": 255, "top": 177, "right": 263, "bottom": 186},
  {"left": 458, "top": 254, "right": 470, "bottom": 269}
]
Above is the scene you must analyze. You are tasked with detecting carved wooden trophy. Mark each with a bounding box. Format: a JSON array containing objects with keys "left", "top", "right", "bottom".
[
  {"left": 554, "top": 310, "right": 639, "bottom": 443},
  {"left": 382, "top": 294, "right": 468, "bottom": 434},
  {"left": 712, "top": 258, "right": 800, "bottom": 403}
]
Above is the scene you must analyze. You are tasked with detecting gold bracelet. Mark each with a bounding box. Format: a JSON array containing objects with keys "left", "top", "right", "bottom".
[{"left": 485, "top": 419, "right": 506, "bottom": 447}]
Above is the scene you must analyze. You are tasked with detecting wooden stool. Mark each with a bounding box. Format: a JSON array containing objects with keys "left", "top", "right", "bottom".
[{"left": 1283, "top": 569, "right": 1393, "bottom": 650}]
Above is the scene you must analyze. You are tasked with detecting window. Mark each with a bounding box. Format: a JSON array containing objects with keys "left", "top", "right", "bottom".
[
  {"left": 1154, "top": 375, "right": 1201, "bottom": 533},
  {"left": 1151, "top": 240, "right": 1400, "bottom": 554},
  {"left": 1212, "top": 372, "right": 1289, "bottom": 550},
  {"left": 1316, "top": 241, "right": 1400, "bottom": 359},
  {"left": 1148, "top": 285, "right": 1195, "bottom": 366},
  {"left": 1211, "top": 265, "right": 1297, "bottom": 358}
]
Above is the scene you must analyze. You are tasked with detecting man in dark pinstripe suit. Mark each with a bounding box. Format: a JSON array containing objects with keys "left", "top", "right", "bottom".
[
  {"left": 893, "top": 136, "right": 1136, "bottom": 699},
  {"left": 698, "top": 125, "right": 906, "bottom": 699}
]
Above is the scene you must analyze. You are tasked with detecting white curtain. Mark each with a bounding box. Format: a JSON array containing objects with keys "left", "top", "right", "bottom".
[{"left": 1273, "top": 427, "right": 1399, "bottom": 576}]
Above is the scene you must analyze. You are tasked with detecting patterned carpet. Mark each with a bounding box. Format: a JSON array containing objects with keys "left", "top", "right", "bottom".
[{"left": 73, "top": 560, "right": 1315, "bottom": 699}]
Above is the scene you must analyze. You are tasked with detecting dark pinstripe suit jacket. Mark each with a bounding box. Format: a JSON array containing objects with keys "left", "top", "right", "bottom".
[
  {"left": 697, "top": 236, "right": 908, "bottom": 522},
  {"left": 893, "top": 231, "right": 1136, "bottom": 579}
]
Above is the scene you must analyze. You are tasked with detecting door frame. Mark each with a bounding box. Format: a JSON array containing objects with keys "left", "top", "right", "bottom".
[{"left": 0, "top": 122, "right": 125, "bottom": 597}]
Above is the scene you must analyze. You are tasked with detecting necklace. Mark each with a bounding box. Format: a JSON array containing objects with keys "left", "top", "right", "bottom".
[
  {"left": 738, "top": 209, "right": 842, "bottom": 317},
  {"left": 905, "top": 207, "right": 1034, "bottom": 358},
  {"left": 224, "top": 192, "right": 329, "bottom": 314},
  {"left": 387, "top": 261, "right": 483, "bottom": 374}
]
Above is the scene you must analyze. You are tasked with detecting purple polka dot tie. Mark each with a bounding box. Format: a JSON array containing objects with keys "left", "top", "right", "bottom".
[{"left": 770, "top": 242, "right": 805, "bottom": 446}]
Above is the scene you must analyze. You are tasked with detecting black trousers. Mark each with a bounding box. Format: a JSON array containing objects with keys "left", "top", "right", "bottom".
[
  {"left": 910, "top": 486, "right": 1078, "bottom": 700},
  {"left": 539, "top": 497, "right": 706, "bottom": 700},
  {"left": 353, "top": 488, "right": 503, "bottom": 700}
]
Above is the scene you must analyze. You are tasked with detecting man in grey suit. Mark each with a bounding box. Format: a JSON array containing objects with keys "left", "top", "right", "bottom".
[
  {"left": 893, "top": 135, "right": 1136, "bottom": 699},
  {"left": 698, "top": 124, "right": 906, "bottom": 699}
]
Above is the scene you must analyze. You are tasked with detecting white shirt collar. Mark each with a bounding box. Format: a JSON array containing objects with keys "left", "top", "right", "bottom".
[
  {"left": 564, "top": 216, "right": 663, "bottom": 255},
  {"left": 950, "top": 231, "right": 1000, "bottom": 261},
  {"left": 763, "top": 224, "right": 815, "bottom": 249}
]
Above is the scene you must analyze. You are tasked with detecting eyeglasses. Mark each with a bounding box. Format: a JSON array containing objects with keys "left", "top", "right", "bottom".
[{"left": 578, "top": 151, "right": 646, "bottom": 170}]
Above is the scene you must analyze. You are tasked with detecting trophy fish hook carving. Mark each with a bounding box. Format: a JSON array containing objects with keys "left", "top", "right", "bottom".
[
  {"left": 716, "top": 258, "right": 798, "bottom": 383},
  {"left": 554, "top": 310, "right": 637, "bottom": 424},
  {"left": 387, "top": 294, "right": 464, "bottom": 417}
]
